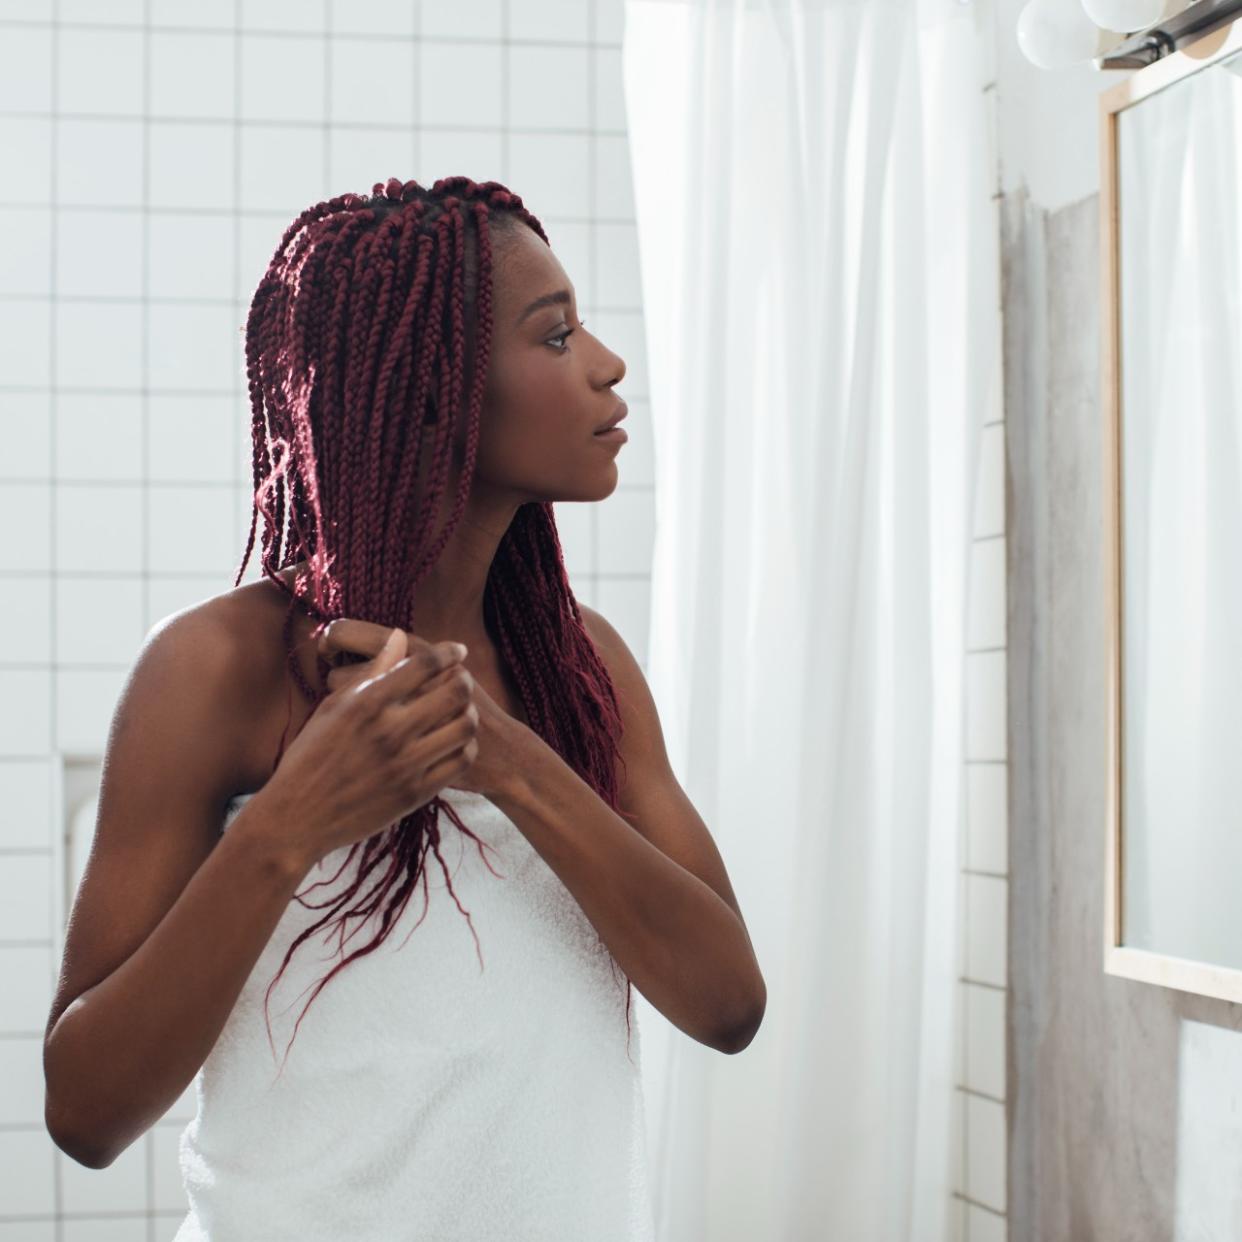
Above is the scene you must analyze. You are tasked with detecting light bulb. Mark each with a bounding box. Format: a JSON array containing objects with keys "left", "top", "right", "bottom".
[
  {"left": 1017, "top": 0, "right": 1104, "bottom": 68},
  {"left": 1081, "top": 0, "right": 1165, "bottom": 31}
]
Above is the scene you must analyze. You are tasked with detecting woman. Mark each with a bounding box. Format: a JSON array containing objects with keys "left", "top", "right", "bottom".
[{"left": 42, "top": 177, "right": 766, "bottom": 1240}]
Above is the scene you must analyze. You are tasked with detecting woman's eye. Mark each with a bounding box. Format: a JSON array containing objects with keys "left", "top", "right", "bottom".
[{"left": 547, "top": 320, "right": 586, "bottom": 352}]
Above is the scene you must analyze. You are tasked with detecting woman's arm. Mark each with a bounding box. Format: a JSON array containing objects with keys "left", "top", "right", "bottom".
[{"left": 43, "top": 605, "right": 315, "bottom": 1169}]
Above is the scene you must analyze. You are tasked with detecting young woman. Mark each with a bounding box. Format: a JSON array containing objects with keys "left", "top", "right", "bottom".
[{"left": 42, "top": 177, "right": 765, "bottom": 1240}]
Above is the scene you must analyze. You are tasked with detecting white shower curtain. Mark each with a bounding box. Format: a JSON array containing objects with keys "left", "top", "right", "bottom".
[{"left": 621, "top": 1, "right": 1001, "bottom": 1238}]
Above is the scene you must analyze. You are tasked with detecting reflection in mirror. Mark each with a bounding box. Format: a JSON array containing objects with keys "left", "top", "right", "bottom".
[{"left": 1116, "top": 49, "right": 1242, "bottom": 969}]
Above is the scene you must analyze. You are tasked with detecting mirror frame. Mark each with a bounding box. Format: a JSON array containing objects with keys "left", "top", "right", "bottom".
[{"left": 1101, "top": 15, "right": 1242, "bottom": 1002}]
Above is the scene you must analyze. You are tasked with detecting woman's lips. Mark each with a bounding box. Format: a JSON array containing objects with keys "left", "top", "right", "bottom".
[{"left": 593, "top": 401, "right": 628, "bottom": 434}]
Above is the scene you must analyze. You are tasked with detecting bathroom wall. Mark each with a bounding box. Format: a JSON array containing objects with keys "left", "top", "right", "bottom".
[
  {"left": 946, "top": 3, "right": 1011, "bottom": 1239},
  {"left": 995, "top": 0, "right": 1242, "bottom": 1237},
  {"left": 0, "top": 1, "right": 652, "bottom": 1236}
]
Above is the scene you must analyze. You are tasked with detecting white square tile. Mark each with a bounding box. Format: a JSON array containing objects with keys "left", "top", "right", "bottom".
[
  {"left": 148, "top": 303, "right": 241, "bottom": 392},
  {"left": 973, "top": 421, "right": 1005, "bottom": 538},
  {"left": 238, "top": 124, "right": 327, "bottom": 214},
  {"left": 419, "top": 42, "right": 503, "bottom": 129},
  {"left": 56, "top": 577, "right": 146, "bottom": 667},
  {"left": 0, "top": 853, "right": 51, "bottom": 940},
  {"left": 966, "top": 1093, "right": 1006, "bottom": 1213},
  {"left": 56, "top": 393, "right": 143, "bottom": 480},
  {"left": 59, "top": 1126, "right": 147, "bottom": 1213},
  {"left": 0, "top": 944, "right": 54, "bottom": 1032},
  {"left": 551, "top": 500, "right": 593, "bottom": 576},
  {"left": 149, "top": 29, "right": 233, "bottom": 118},
  {"left": 0, "top": 117, "right": 53, "bottom": 203},
  {"left": 966, "top": 874, "right": 1007, "bottom": 988},
  {"left": 329, "top": 125, "right": 416, "bottom": 197},
  {"left": 0, "top": 208, "right": 52, "bottom": 296},
  {"left": 965, "top": 982, "right": 1005, "bottom": 1100},
  {"left": 966, "top": 1203, "right": 1008, "bottom": 1242},
  {"left": 510, "top": 0, "right": 590, "bottom": 43},
  {"left": 151, "top": 1122, "right": 192, "bottom": 1212},
  {"left": 242, "top": 0, "right": 324, "bottom": 32},
  {"left": 0, "top": 392, "right": 51, "bottom": 481},
  {"left": 148, "top": 122, "right": 235, "bottom": 212},
  {"left": 0, "top": 670, "right": 52, "bottom": 756},
  {"left": 148, "top": 0, "right": 233, "bottom": 26},
  {"left": 62, "top": 1218, "right": 150, "bottom": 1242},
  {"left": 0, "top": 299, "right": 50, "bottom": 388},
  {"left": 420, "top": 0, "right": 502, "bottom": 40},
  {"left": 590, "top": 309, "right": 645, "bottom": 396},
  {"left": 57, "top": 120, "right": 144, "bottom": 209},
  {"left": 148, "top": 213, "right": 236, "bottom": 301},
  {"left": 0, "top": 1036, "right": 44, "bottom": 1122},
  {"left": 0, "top": 26, "right": 52, "bottom": 114},
  {"left": 594, "top": 575, "right": 650, "bottom": 667},
  {"left": 594, "top": 221, "right": 641, "bottom": 308},
  {"left": 148, "top": 394, "right": 239, "bottom": 483},
  {"left": 56, "top": 668, "right": 128, "bottom": 754},
  {"left": 950, "top": 1086, "right": 965, "bottom": 1195},
  {"left": 0, "top": 484, "right": 51, "bottom": 570},
  {"left": 57, "top": 27, "right": 145, "bottom": 115},
  {"left": 597, "top": 487, "right": 653, "bottom": 574},
  {"left": 968, "top": 535, "right": 1006, "bottom": 650},
  {"left": 967, "top": 762, "right": 1008, "bottom": 874},
  {"left": 508, "top": 132, "right": 590, "bottom": 219},
  {"left": 0, "top": 1223, "right": 53, "bottom": 1242},
  {"left": 56, "top": 209, "right": 144, "bottom": 300},
  {"left": 950, "top": 1195, "right": 967, "bottom": 1242},
  {"left": 414, "top": 130, "right": 504, "bottom": 189},
  {"left": 594, "top": 0, "right": 626, "bottom": 44},
  {"left": 241, "top": 32, "right": 326, "bottom": 123},
  {"left": 56, "top": 485, "right": 143, "bottom": 573},
  {"left": 966, "top": 650, "right": 1006, "bottom": 761},
  {"left": 546, "top": 221, "right": 591, "bottom": 303},
  {"left": 508, "top": 46, "right": 590, "bottom": 131},
  {"left": 957, "top": 871, "right": 969, "bottom": 976},
  {"left": 0, "top": 1129, "right": 56, "bottom": 1216},
  {"left": 594, "top": 133, "right": 635, "bottom": 217},
  {"left": 0, "top": 573, "right": 50, "bottom": 664},
  {"left": 0, "top": 760, "right": 53, "bottom": 850},
  {"left": 60, "top": 0, "right": 141, "bottom": 19},
  {"left": 593, "top": 46, "right": 626, "bottom": 131},
  {"left": 328, "top": 0, "right": 415, "bottom": 36},
  {"left": 147, "top": 484, "right": 239, "bottom": 575},
  {"left": 56, "top": 302, "right": 143, "bottom": 390},
  {"left": 329, "top": 37, "right": 414, "bottom": 125}
]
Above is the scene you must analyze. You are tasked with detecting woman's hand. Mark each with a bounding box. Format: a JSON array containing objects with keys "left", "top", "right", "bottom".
[{"left": 317, "top": 618, "right": 529, "bottom": 802}]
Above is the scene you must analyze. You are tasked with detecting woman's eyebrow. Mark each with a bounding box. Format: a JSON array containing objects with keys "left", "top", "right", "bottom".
[{"left": 515, "top": 289, "right": 571, "bottom": 326}]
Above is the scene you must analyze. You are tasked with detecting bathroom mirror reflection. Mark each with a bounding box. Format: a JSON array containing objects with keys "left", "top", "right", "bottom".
[{"left": 1103, "top": 26, "right": 1242, "bottom": 1002}]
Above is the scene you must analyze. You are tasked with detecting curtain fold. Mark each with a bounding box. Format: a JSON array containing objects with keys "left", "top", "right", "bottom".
[{"left": 622, "top": 1, "right": 1001, "bottom": 1237}]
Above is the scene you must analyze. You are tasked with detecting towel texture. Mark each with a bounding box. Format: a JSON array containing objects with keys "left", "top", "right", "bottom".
[{"left": 172, "top": 786, "right": 655, "bottom": 1241}]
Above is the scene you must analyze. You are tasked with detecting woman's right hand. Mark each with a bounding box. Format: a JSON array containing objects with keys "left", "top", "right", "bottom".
[{"left": 257, "top": 628, "right": 479, "bottom": 867}]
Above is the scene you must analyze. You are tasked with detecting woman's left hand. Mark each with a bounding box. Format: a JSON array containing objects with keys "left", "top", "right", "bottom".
[{"left": 315, "top": 618, "right": 530, "bottom": 800}]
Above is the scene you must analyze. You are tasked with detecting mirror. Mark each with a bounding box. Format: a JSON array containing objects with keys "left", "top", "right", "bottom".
[{"left": 1102, "top": 21, "right": 1242, "bottom": 1001}]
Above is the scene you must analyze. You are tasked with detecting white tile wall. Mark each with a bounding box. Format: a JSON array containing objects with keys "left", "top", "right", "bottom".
[
  {"left": 955, "top": 253, "right": 1009, "bottom": 1236},
  {"left": 954, "top": 6, "right": 1007, "bottom": 1229},
  {"left": 0, "top": 0, "right": 647, "bottom": 1235}
]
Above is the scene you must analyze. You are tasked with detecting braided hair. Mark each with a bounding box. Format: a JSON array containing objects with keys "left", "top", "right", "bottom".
[{"left": 236, "top": 176, "right": 633, "bottom": 1071}]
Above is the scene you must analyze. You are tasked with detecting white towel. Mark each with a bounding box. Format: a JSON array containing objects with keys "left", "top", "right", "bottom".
[{"left": 173, "top": 785, "right": 655, "bottom": 1241}]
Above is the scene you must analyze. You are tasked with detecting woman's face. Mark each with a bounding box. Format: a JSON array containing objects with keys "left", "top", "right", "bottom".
[{"left": 471, "top": 221, "right": 629, "bottom": 503}]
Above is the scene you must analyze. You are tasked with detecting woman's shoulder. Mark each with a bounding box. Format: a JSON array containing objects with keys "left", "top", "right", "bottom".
[{"left": 148, "top": 567, "right": 324, "bottom": 793}]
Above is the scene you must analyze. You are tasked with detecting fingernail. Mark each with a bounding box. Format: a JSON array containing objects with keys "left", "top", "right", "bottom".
[{"left": 453, "top": 642, "right": 468, "bottom": 659}]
